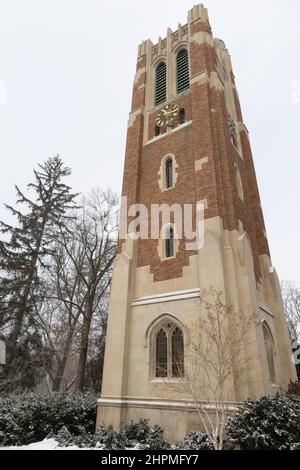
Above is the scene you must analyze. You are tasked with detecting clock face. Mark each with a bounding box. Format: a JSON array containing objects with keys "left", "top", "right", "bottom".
[{"left": 155, "top": 103, "right": 179, "bottom": 128}]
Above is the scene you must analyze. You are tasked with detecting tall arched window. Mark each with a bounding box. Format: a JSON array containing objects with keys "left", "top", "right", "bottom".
[
  {"left": 176, "top": 49, "right": 189, "bottom": 94},
  {"left": 154, "top": 321, "right": 184, "bottom": 378},
  {"left": 165, "top": 226, "right": 174, "bottom": 258},
  {"left": 155, "top": 62, "right": 167, "bottom": 106},
  {"left": 166, "top": 157, "right": 173, "bottom": 189},
  {"left": 263, "top": 323, "right": 277, "bottom": 384}
]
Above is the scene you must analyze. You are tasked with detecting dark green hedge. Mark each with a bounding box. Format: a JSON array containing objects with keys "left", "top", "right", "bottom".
[
  {"left": 0, "top": 392, "right": 97, "bottom": 446},
  {"left": 227, "top": 395, "right": 300, "bottom": 450}
]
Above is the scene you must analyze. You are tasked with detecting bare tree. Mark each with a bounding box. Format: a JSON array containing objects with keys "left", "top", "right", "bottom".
[
  {"left": 35, "top": 246, "right": 84, "bottom": 391},
  {"left": 35, "top": 188, "right": 118, "bottom": 392},
  {"left": 57, "top": 189, "right": 118, "bottom": 391},
  {"left": 282, "top": 282, "right": 300, "bottom": 343},
  {"left": 282, "top": 281, "right": 300, "bottom": 379},
  {"left": 169, "top": 288, "right": 253, "bottom": 450}
]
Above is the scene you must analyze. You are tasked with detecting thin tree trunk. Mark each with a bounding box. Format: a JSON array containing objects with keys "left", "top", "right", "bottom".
[
  {"left": 52, "top": 357, "right": 68, "bottom": 392},
  {"left": 52, "top": 327, "right": 76, "bottom": 391},
  {"left": 75, "top": 309, "right": 93, "bottom": 392}
]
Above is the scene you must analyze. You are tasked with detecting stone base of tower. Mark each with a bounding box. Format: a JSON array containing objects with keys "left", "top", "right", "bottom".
[
  {"left": 97, "top": 219, "right": 297, "bottom": 442},
  {"left": 96, "top": 397, "right": 240, "bottom": 443}
]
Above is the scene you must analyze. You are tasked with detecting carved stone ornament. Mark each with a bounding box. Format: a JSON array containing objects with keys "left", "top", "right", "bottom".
[{"left": 227, "top": 115, "right": 237, "bottom": 138}]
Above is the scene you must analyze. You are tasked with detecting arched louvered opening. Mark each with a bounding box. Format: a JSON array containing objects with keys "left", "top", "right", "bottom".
[
  {"left": 179, "top": 108, "right": 186, "bottom": 124},
  {"left": 156, "top": 328, "right": 168, "bottom": 377},
  {"left": 176, "top": 49, "right": 189, "bottom": 94},
  {"left": 165, "top": 226, "right": 174, "bottom": 258},
  {"left": 263, "top": 323, "right": 277, "bottom": 384},
  {"left": 172, "top": 327, "right": 184, "bottom": 377},
  {"left": 165, "top": 157, "right": 173, "bottom": 189},
  {"left": 155, "top": 62, "right": 167, "bottom": 106}
]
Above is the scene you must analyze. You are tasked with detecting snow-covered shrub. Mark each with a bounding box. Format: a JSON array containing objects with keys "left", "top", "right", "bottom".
[
  {"left": 122, "top": 419, "right": 151, "bottom": 445},
  {"left": 139, "top": 424, "right": 171, "bottom": 450},
  {"left": 94, "top": 425, "right": 125, "bottom": 450},
  {"left": 54, "top": 425, "right": 102, "bottom": 449},
  {"left": 55, "top": 419, "right": 171, "bottom": 450},
  {"left": 227, "top": 395, "right": 300, "bottom": 450},
  {"left": 0, "top": 392, "right": 97, "bottom": 447},
  {"left": 174, "top": 432, "right": 214, "bottom": 450}
]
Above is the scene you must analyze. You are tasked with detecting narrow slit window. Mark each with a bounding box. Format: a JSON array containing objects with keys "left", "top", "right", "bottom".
[
  {"left": 155, "top": 62, "right": 167, "bottom": 106},
  {"left": 172, "top": 327, "right": 184, "bottom": 377},
  {"left": 177, "top": 49, "right": 189, "bottom": 94},
  {"left": 166, "top": 158, "right": 173, "bottom": 189},
  {"left": 179, "top": 108, "right": 186, "bottom": 124},
  {"left": 165, "top": 226, "right": 174, "bottom": 258},
  {"left": 156, "top": 329, "right": 168, "bottom": 377}
]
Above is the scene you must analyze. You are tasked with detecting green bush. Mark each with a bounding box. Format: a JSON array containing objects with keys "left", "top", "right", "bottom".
[
  {"left": 227, "top": 395, "right": 300, "bottom": 450},
  {"left": 0, "top": 392, "right": 97, "bottom": 447},
  {"left": 55, "top": 419, "right": 171, "bottom": 450},
  {"left": 174, "top": 432, "right": 214, "bottom": 450}
]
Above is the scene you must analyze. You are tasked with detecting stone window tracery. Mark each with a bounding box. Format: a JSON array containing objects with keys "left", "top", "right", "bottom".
[{"left": 154, "top": 321, "right": 185, "bottom": 378}]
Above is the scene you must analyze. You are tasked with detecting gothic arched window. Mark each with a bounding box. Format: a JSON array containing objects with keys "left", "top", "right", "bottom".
[
  {"left": 165, "top": 226, "right": 174, "bottom": 258},
  {"left": 176, "top": 49, "right": 189, "bottom": 94},
  {"left": 263, "top": 323, "right": 277, "bottom": 384},
  {"left": 154, "top": 322, "right": 184, "bottom": 378},
  {"left": 166, "top": 157, "right": 173, "bottom": 189},
  {"left": 155, "top": 62, "right": 167, "bottom": 106}
]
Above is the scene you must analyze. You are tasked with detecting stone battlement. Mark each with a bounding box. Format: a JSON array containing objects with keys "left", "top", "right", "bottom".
[{"left": 138, "top": 4, "right": 210, "bottom": 59}]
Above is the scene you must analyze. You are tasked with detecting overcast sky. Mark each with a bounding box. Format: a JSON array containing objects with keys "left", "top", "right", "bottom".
[{"left": 0, "top": 0, "right": 299, "bottom": 286}]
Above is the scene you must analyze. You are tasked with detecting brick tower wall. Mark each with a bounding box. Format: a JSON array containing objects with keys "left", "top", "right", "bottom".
[{"left": 118, "top": 5, "right": 269, "bottom": 284}]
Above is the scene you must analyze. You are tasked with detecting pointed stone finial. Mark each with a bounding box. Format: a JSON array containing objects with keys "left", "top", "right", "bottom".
[
  {"left": 177, "top": 23, "right": 182, "bottom": 39},
  {"left": 167, "top": 27, "right": 173, "bottom": 51},
  {"left": 188, "top": 4, "right": 209, "bottom": 24},
  {"left": 137, "top": 39, "right": 153, "bottom": 59},
  {"left": 138, "top": 41, "right": 146, "bottom": 58},
  {"left": 158, "top": 36, "right": 163, "bottom": 54}
]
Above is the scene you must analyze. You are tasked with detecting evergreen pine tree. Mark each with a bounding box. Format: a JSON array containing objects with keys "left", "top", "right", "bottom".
[{"left": 0, "top": 155, "right": 78, "bottom": 390}]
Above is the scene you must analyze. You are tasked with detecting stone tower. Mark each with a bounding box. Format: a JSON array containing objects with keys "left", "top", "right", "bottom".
[{"left": 97, "top": 4, "right": 296, "bottom": 441}]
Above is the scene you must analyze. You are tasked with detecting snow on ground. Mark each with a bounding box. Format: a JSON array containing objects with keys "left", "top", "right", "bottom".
[
  {"left": 0, "top": 439, "right": 95, "bottom": 450},
  {"left": 1, "top": 441, "right": 142, "bottom": 451}
]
